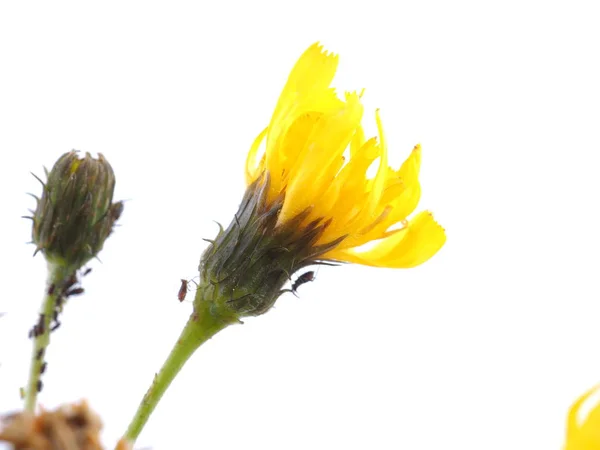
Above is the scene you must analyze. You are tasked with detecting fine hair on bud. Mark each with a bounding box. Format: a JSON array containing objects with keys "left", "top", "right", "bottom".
[
  {"left": 197, "top": 173, "right": 344, "bottom": 317},
  {"left": 30, "top": 151, "right": 123, "bottom": 270}
]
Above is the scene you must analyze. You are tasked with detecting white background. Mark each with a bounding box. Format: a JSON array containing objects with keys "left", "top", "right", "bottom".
[{"left": 1, "top": 1, "right": 599, "bottom": 449}]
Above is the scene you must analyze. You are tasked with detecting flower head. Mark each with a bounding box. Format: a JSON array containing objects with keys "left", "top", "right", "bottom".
[
  {"left": 565, "top": 385, "right": 600, "bottom": 449},
  {"left": 30, "top": 151, "right": 123, "bottom": 271},
  {"left": 246, "top": 43, "right": 446, "bottom": 268},
  {"left": 119, "top": 44, "right": 447, "bottom": 444},
  {"left": 197, "top": 43, "right": 445, "bottom": 317}
]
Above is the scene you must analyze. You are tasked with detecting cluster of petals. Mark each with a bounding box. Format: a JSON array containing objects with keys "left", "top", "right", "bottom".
[{"left": 246, "top": 43, "right": 445, "bottom": 268}]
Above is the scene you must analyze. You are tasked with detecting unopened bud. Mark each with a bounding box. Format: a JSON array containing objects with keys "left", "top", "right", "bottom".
[{"left": 30, "top": 151, "right": 123, "bottom": 270}]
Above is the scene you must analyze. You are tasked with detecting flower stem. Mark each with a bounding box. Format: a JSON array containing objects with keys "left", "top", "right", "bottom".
[
  {"left": 121, "top": 300, "right": 237, "bottom": 445},
  {"left": 24, "top": 263, "right": 72, "bottom": 412}
]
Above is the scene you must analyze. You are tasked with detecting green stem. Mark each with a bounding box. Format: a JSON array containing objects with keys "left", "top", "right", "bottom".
[
  {"left": 122, "top": 300, "right": 236, "bottom": 445},
  {"left": 24, "top": 263, "right": 72, "bottom": 412}
]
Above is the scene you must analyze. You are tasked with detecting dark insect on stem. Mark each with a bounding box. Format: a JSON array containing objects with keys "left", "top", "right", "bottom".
[
  {"left": 292, "top": 271, "right": 316, "bottom": 294},
  {"left": 62, "top": 273, "right": 78, "bottom": 292},
  {"left": 65, "top": 287, "right": 84, "bottom": 297},
  {"left": 37, "top": 380, "right": 43, "bottom": 392},
  {"left": 178, "top": 279, "right": 188, "bottom": 302},
  {"left": 51, "top": 309, "right": 61, "bottom": 332},
  {"left": 40, "top": 362, "right": 47, "bottom": 374},
  {"left": 29, "top": 313, "right": 46, "bottom": 338},
  {"left": 83, "top": 268, "right": 92, "bottom": 276},
  {"left": 47, "top": 284, "right": 55, "bottom": 295},
  {"left": 177, "top": 278, "right": 198, "bottom": 302},
  {"left": 36, "top": 348, "right": 44, "bottom": 360},
  {"left": 36, "top": 313, "right": 45, "bottom": 335}
]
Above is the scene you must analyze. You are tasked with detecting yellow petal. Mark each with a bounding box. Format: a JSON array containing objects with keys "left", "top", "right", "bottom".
[
  {"left": 267, "top": 112, "right": 322, "bottom": 201},
  {"left": 350, "top": 124, "right": 366, "bottom": 157},
  {"left": 339, "top": 144, "right": 423, "bottom": 249},
  {"left": 245, "top": 127, "right": 268, "bottom": 185},
  {"left": 279, "top": 95, "right": 364, "bottom": 223},
  {"left": 320, "top": 111, "right": 389, "bottom": 243},
  {"left": 379, "top": 145, "right": 423, "bottom": 225},
  {"left": 325, "top": 211, "right": 446, "bottom": 268},
  {"left": 267, "top": 43, "right": 340, "bottom": 162},
  {"left": 316, "top": 137, "right": 380, "bottom": 244},
  {"left": 565, "top": 385, "right": 600, "bottom": 449},
  {"left": 399, "top": 144, "right": 421, "bottom": 180},
  {"left": 364, "top": 109, "right": 389, "bottom": 219}
]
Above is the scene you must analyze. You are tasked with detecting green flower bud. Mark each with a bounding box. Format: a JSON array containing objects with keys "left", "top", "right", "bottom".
[{"left": 29, "top": 151, "right": 123, "bottom": 270}]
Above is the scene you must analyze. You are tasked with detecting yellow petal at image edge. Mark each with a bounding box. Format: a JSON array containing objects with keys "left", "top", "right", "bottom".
[{"left": 565, "top": 384, "right": 600, "bottom": 449}]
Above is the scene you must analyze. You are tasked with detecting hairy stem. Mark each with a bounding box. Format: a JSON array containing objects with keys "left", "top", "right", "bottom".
[
  {"left": 24, "top": 263, "right": 72, "bottom": 412},
  {"left": 121, "top": 300, "right": 236, "bottom": 445}
]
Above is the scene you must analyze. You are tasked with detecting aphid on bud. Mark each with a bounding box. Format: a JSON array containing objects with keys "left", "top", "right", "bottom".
[
  {"left": 292, "top": 271, "right": 315, "bottom": 294},
  {"left": 177, "top": 278, "right": 198, "bottom": 302}
]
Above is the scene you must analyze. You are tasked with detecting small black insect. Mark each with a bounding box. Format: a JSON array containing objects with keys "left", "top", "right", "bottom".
[
  {"left": 37, "top": 380, "right": 43, "bottom": 392},
  {"left": 65, "top": 287, "right": 85, "bottom": 297},
  {"left": 28, "top": 313, "right": 46, "bottom": 338},
  {"left": 292, "top": 271, "right": 315, "bottom": 294},
  {"left": 82, "top": 267, "right": 92, "bottom": 276},
  {"left": 36, "top": 348, "right": 44, "bottom": 360},
  {"left": 40, "top": 362, "right": 47, "bottom": 374},
  {"left": 50, "top": 310, "right": 61, "bottom": 332},
  {"left": 36, "top": 313, "right": 45, "bottom": 334},
  {"left": 63, "top": 273, "right": 78, "bottom": 292},
  {"left": 47, "top": 284, "right": 55, "bottom": 295}
]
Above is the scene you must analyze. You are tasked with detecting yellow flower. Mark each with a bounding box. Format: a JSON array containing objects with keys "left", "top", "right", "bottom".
[
  {"left": 565, "top": 385, "right": 600, "bottom": 449},
  {"left": 198, "top": 43, "right": 446, "bottom": 316},
  {"left": 245, "top": 42, "right": 445, "bottom": 269},
  {"left": 119, "top": 44, "right": 448, "bottom": 443}
]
